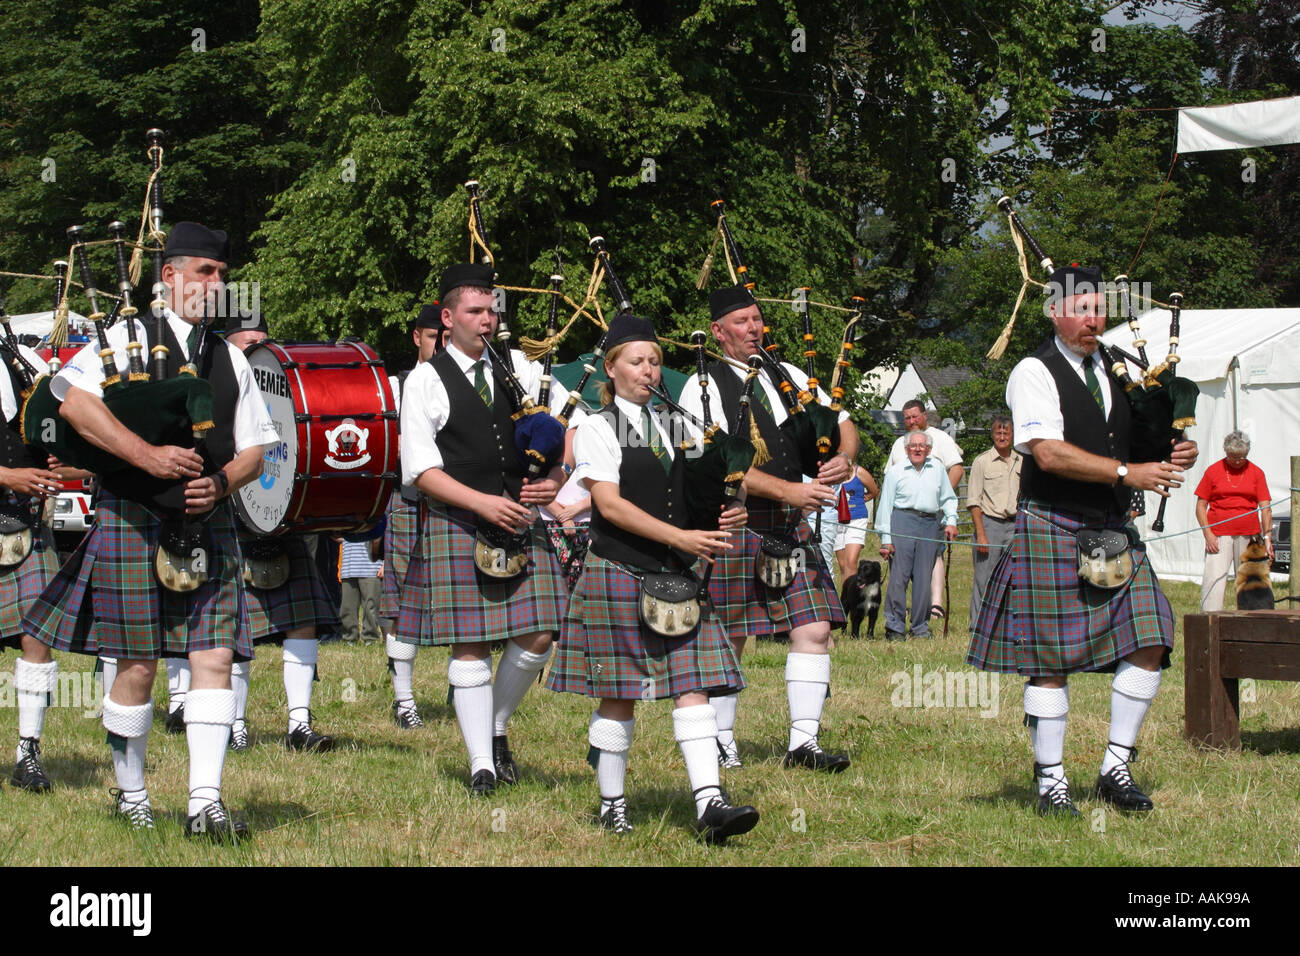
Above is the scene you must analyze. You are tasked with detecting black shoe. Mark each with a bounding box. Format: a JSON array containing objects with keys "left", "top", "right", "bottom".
[
  {"left": 392, "top": 700, "right": 424, "bottom": 729},
  {"left": 598, "top": 797, "right": 633, "bottom": 835},
  {"left": 285, "top": 721, "right": 334, "bottom": 753},
  {"left": 1035, "top": 763, "right": 1081, "bottom": 817},
  {"left": 492, "top": 735, "right": 518, "bottom": 786},
  {"left": 229, "top": 723, "right": 251, "bottom": 752},
  {"left": 470, "top": 769, "right": 497, "bottom": 796},
  {"left": 185, "top": 799, "right": 250, "bottom": 842},
  {"left": 12, "top": 738, "right": 51, "bottom": 792},
  {"left": 693, "top": 790, "right": 760, "bottom": 845},
  {"left": 1096, "top": 744, "right": 1154, "bottom": 812},
  {"left": 885, "top": 631, "right": 905, "bottom": 642},
  {"left": 717, "top": 739, "right": 743, "bottom": 769},
  {"left": 109, "top": 788, "right": 155, "bottom": 831},
  {"left": 782, "top": 741, "right": 850, "bottom": 773},
  {"left": 164, "top": 705, "right": 185, "bottom": 734}
]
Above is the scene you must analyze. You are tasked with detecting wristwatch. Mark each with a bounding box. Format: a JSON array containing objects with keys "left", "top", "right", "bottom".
[{"left": 1115, "top": 462, "right": 1128, "bottom": 486}]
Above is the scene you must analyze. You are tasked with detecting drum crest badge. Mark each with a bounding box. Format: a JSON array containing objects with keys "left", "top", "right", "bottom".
[{"left": 324, "top": 419, "right": 371, "bottom": 470}]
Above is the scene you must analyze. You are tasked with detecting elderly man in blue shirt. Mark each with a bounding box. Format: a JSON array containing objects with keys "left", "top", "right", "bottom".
[{"left": 877, "top": 431, "right": 959, "bottom": 639}]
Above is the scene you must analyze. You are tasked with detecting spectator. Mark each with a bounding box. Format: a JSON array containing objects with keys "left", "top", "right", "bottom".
[
  {"left": 339, "top": 536, "right": 384, "bottom": 644},
  {"left": 877, "top": 431, "right": 958, "bottom": 639},
  {"left": 806, "top": 465, "right": 879, "bottom": 583},
  {"left": 885, "top": 399, "right": 964, "bottom": 618},
  {"left": 967, "top": 414, "right": 1022, "bottom": 622},
  {"left": 1195, "top": 430, "right": 1273, "bottom": 612}
]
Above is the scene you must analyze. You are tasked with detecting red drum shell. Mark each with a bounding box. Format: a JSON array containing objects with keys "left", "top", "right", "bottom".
[{"left": 235, "top": 340, "right": 397, "bottom": 535}]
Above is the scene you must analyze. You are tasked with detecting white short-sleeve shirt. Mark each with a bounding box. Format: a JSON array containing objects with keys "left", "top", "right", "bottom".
[
  {"left": 53, "top": 310, "right": 277, "bottom": 455},
  {"left": 1006, "top": 336, "right": 1113, "bottom": 454}
]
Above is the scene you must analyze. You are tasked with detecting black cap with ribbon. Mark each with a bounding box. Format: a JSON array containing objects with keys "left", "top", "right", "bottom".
[
  {"left": 438, "top": 263, "right": 496, "bottom": 300},
  {"left": 708, "top": 284, "right": 757, "bottom": 322},
  {"left": 163, "top": 221, "right": 230, "bottom": 263}
]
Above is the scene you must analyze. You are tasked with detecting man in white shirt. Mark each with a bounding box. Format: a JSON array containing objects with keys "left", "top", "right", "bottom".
[
  {"left": 394, "top": 264, "right": 571, "bottom": 795},
  {"left": 877, "top": 432, "right": 958, "bottom": 638},
  {"left": 24, "top": 222, "right": 278, "bottom": 839},
  {"left": 677, "top": 285, "right": 857, "bottom": 773},
  {"left": 885, "top": 400, "right": 963, "bottom": 619},
  {"left": 967, "top": 262, "right": 1196, "bottom": 817}
]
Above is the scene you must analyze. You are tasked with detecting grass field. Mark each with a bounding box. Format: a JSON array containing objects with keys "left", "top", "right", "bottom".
[{"left": 3, "top": 537, "right": 1298, "bottom": 867}]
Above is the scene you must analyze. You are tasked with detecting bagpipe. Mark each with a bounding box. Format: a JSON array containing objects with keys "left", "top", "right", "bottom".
[
  {"left": 708, "top": 200, "right": 843, "bottom": 480},
  {"left": 18, "top": 129, "right": 221, "bottom": 591},
  {"left": 463, "top": 180, "right": 566, "bottom": 479},
  {"left": 996, "top": 196, "right": 1198, "bottom": 532},
  {"left": 0, "top": 297, "right": 53, "bottom": 569}
]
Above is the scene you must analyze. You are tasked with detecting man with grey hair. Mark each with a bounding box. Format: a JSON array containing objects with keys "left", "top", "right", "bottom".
[
  {"left": 1195, "top": 429, "right": 1273, "bottom": 612},
  {"left": 877, "top": 431, "right": 958, "bottom": 638}
]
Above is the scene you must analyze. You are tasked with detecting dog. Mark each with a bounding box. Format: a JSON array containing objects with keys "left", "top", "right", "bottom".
[
  {"left": 840, "top": 559, "right": 882, "bottom": 638},
  {"left": 1235, "top": 535, "right": 1275, "bottom": 610}
]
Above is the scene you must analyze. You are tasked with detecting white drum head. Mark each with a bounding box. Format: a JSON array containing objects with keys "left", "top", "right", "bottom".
[{"left": 236, "top": 348, "right": 296, "bottom": 534}]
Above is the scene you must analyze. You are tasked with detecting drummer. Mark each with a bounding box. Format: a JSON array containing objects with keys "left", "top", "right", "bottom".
[
  {"left": 394, "top": 264, "right": 578, "bottom": 794},
  {"left": 547, "top": 314, "right": 759, "bottom": 842},
  {"left": 211, "top": 311, "right": 339, "bottom": 753}
]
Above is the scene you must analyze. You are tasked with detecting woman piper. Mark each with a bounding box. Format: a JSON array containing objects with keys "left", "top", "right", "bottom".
[{"left": 546, "top": 314, "right": 759, "bottom": 843}]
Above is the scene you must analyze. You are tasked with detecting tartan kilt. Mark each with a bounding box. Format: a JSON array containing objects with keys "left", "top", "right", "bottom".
[
  {"left": 22, "top": 493, "right": 253, "bottom": 661},
  {"left": 241, "top": 534, "right": 339, "bottom": 642},
  {"left": 707, "top": 500, "right": 845, "bottom": 638},
  {"left": 547, "top": 552, "right": 744, "bottom": 700},
  {"left": 967, "top": 501, "right": 1174, "bottom": 676},
  {"left": 393, "top": 502, "right": 567, "bottom": 646},
  {"left": 0, "top": 525, "right": 58, "bottom": 650},
  {"left": 544, "top": 521, "right": 590, "bottom": 593},
  {"left": 379, "top": 498, "right": 417, "bottom": 627}
]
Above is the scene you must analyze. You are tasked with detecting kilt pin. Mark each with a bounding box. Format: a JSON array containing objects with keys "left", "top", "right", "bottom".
[
  {"left": 0, "top": 526, "right": 58, "bottom": 651},
  {"left": 967, "top": 502, "right": 1174, "bottom": 676},
  {"left": 707, "top": 497, "right": 846, "bottom": 638},
  {"left": 241, "top": 533, "right": 339, "bottom": 642},
  {"left": 547, "top": 551, "right": 744, "bottom": 701},
  {"left": 392, "top": 499, "right": 567, "bottom": 647},
  {"left": 23, "top": 493, "right": 253, "bottom": 662}
]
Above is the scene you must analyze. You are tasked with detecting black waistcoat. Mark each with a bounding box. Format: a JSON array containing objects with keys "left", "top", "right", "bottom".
[
  {"left": 1019, "top": 337, "right": 1132, "bottom": 516},
  {"left": 430, "top": 350, "right": 523, "bottom": 499},
  {"left": 100, "top": 320, "right": 239, "bottom": 507},
  {"left": 587, "top": 403, "right": 689, "bottom": 572},
  {"left": 0, "top": 360, "right": 41, "bottom": 471},
  {"left": 708, "top": 359, "right": 800, "bottom": 482}
]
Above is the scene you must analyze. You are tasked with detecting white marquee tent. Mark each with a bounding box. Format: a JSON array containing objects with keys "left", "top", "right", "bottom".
[{"left": 1101, "top": 308, "right": 1300, "bottom": 582}]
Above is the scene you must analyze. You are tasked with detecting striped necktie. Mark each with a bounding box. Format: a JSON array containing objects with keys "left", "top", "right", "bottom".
[
  {"left": 641, "top": 407, "right": 670, "bottom": 474},
  {"left": 1083, "top": 357, "right": 1104, "bottom": 413},
  {"left": 473, "top": 360, "right": 492, "bottom": 408},
  {"left": 754, "top": 378, "right": 774, "bottom": 419}
]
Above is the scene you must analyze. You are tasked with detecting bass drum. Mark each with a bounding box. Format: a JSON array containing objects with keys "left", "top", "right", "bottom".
[{"left": 235, "top": 340, "right": 398, "bottom": 535}]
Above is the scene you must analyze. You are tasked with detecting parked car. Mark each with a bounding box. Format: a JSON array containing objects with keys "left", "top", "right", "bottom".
[
  {"left": 51, "top": 477, "right": 94, "bottom": 556},
  {"left": 1272, "top": 516, "right": 1291, "bottom": 575}
]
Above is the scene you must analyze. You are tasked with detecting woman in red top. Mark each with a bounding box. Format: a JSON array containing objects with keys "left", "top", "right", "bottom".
[{"left": 1194, "top": 430, "right": 1273, "bottom": 611}]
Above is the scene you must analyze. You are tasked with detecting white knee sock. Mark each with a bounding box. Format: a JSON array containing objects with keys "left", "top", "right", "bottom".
[
  {"left": 15, "top": 658, "right": 57, "bottom": 746},
  {"left": 230, "top": 661, "right": 251, "bottom": 732},
  {"left": 448, "top": 657, "right": 494, "bottom": 776},
  {"left": 100, "top": 657, "right": 118, "bottom": 697},
  {"left": 282, "top": 638, "right": 318, "bottom": 732},
  {"left": 103, "top": 697, "right": 153, "bottom": 806},
  {"left": 713, "top": 692, "right": 739, "bottom": 754},
  {"left": 786, "top": 652, "right": 830, "bottom": 750},
  {"left": 1024, "top": 684, "right": 1070, "bottom": 793},
  {"left": 166, "top": 658, "right": 191, "bottom": 713},
  {"left": 673, "top": 704, "right": 721, "bottom": 817},
  {"left": 492, "top": 641, "right": 552, "bottom": 736},
  {"left": 1103, "top": 662, "right": 1162, "bottom": 774},
  {"left": 184, "top": 688, "right": 235, "bottom": 816},
  {"left": 589, "top": 713, "right": 635, "bottom": 804},
  {"left": 387, "top": 634, "right": 417, "bottom": 708}
]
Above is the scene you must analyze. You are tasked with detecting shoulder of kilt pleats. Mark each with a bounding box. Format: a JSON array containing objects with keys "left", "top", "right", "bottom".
[{"left": 19, "top": 541, "right": 97, "bottom": 652}]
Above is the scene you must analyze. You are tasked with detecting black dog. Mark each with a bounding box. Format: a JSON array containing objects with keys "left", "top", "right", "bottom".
[{"left": 840, "top": 559, "right": 882, "bottom": 639}]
